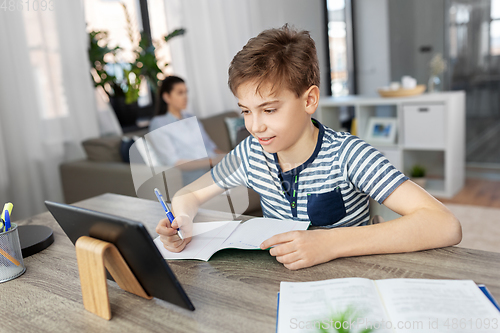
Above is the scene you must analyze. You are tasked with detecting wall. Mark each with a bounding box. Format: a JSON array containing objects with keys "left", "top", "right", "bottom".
[
  {"left": 388, "top": 0, "right": 445, "bottom": 87},
  {"left": 353, "top": 0, "right": 391, "bottom": 95}
]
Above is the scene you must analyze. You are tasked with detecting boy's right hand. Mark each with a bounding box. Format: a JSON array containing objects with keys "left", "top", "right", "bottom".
[{"left": 156, "top": 215, "right": 192, "bottom": 252}]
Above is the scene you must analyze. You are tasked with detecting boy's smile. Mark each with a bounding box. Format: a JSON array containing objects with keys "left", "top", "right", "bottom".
[
  {"left": 236, "top": 81, "right": 320, "bottom": 171},
  {"left": 257, "top": 136, "right": 275, "bottom": 145}
]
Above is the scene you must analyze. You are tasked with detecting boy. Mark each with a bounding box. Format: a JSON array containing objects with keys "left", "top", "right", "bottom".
[{"left": 156, "top": 25, "right": 462, "bottom": 270}]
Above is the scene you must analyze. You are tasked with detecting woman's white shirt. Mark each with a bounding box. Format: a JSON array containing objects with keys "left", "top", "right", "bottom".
[{"left": 148, "top": 112, "right": 218, "bottom": 166}]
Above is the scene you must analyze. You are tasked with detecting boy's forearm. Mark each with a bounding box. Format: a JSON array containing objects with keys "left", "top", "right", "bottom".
[
  {"left": 328, "top": 208, "right": 462, "bottom": 260},
  {"left": 171, "top": 188, "right": 200, "bottom": 220},
  {"left": 170, "top": 171, "right": 226, "bottom": 221},
  {"left": 174, "top": 154, "right": 225, "bottom": 171}
]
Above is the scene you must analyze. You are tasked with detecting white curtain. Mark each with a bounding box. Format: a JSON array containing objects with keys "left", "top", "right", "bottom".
[
  {"left": 0, "top": 0, "right": 102, "bottom": 219},
  {"left": 163, "top": 0, "right": 253, "bottom": 118},
  {"left": 163, "top": 0, "right": 327, "bottom": 118}
]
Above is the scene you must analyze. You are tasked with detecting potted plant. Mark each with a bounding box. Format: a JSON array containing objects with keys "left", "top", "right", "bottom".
[
  {"left": 88, "top": 3, "right": 185, "bottom": 127},
  {"left": 410, "top": 164, "right": 427, "bottom": 188}
]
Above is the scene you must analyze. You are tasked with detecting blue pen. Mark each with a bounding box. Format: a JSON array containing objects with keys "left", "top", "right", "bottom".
[
  {"left": 154, "top": 188, "right": 183, "bottom": 240},
  {"left": 4, "top": 210, "right": 10, "bottom": 232}
]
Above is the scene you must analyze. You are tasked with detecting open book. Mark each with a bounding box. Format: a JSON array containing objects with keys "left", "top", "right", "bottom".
[
  {"left": 277, "top": 277, "right": 500, "bottom": 333},
  {"left": 153, "top": 217, "right": 310, "bottom": 261}
]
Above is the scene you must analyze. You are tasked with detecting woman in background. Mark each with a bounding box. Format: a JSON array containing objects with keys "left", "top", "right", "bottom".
[{"left": 149, "top": 76, "right": 225, "bottom": 185}]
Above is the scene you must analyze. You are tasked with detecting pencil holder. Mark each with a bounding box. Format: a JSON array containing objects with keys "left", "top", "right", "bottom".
[{"left": 0, "top": 223, "right": 26, "bottom": 283}]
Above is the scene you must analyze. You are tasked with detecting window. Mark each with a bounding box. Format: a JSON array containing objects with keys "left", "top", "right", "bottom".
[
  {"left": 84, "top": 0, "right": 174, "bottom": 107},
  {"left": 448, "top": 3, "right": 470, "bottom": 59},
  {"left": 147, "top": 0, "right": 174, "bottom": 78},
  {"left": 326, "top": 0, "right": 356, "bottom": 96},
  {"left": 84, "top": 0, "right": 142, "bottom": 64},
  {"left": 491, "top": 0, "right": 500, "bottom": 55}
]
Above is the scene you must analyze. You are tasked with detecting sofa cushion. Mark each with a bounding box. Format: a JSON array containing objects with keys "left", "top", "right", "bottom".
[
  {"left": 200, "top": 111, "right": 239, "bottom": 152},
  {"left": 131, "top": 135, "right": 163, "bottom": 166},
  {"left": 235, "top": 126, "right": 251, "bottom": 146},
  {"left": 120, "top": 137, "right": 135, "bottom": 163},
  {"left": 82, "top": 136, "right": 123, "bottom": 162},
  {"left": 224, "top": 116, "right": 246, "bottom": 148}
]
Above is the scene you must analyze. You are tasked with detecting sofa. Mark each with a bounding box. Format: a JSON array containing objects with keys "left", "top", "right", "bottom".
[{"left": 60, "top": 111, "right": 263, "bottom": 217}]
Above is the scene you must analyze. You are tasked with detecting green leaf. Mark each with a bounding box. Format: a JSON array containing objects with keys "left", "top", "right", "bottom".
[
  {"left": 164, "top": 28, "right": 186, "bottom": 43},
  {"left": 360, "top": 328, "right": 375, "bottom": 333},
  {"left": 312, "top": 305, "right": 377, "bottom": 333}
]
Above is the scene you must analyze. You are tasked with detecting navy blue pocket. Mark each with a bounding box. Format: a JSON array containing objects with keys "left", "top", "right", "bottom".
[{"left": 307, "top": 187, "right": 346, "bottom": 226}]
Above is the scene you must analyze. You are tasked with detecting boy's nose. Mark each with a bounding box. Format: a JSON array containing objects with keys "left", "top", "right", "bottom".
[{"left": 251, "top": 115, "right": 266, "bottom": 133}]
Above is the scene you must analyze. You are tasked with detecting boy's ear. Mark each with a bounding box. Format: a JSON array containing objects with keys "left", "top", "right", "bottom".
[{"left": 304, "top": 85, "right": 320, "bottom": 115}]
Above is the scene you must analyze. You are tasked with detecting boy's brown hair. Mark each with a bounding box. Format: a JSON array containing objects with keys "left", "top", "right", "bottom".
[{"left": 228, "top": 24, "right": 320, "bottom": 98}]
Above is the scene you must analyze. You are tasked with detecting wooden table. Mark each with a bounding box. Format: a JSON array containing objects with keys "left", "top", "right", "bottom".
[{"left": 2, "top": 193, "right": 500, "bottom": 333}]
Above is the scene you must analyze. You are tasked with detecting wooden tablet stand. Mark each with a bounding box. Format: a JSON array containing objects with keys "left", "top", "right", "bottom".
[{"left": 75, "top": 236, "right": 153, "bottom": 320}]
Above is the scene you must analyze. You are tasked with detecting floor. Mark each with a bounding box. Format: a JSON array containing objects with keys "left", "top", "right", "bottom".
[
  {"left": 444, "top": 203, "right": 500, "bottom": 253},
  {"left": 437, "top": 178, "right": 500, "bottom": 208}
]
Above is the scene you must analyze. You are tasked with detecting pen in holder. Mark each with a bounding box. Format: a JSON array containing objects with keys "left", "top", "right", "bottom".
[{"left": 0, "top": 223, "right": 26, "bottom": 283}]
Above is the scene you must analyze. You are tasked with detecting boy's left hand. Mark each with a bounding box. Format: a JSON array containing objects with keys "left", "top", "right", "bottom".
[{"left": 260, "top": 229, "right": 335, "bottom": 270}]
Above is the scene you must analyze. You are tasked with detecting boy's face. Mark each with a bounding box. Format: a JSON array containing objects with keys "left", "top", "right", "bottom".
[{"left": 236, "top": 81, "right": 318, "bottom": 155}]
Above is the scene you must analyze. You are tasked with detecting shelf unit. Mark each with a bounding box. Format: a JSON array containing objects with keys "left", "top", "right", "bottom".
[{"left": 314, "top": 92, "right": 465, "bottom": 199}]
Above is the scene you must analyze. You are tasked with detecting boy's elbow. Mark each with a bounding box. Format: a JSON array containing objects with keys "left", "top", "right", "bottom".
[{"left": 443, "top": 211, "right": 462, "bottom": 246}]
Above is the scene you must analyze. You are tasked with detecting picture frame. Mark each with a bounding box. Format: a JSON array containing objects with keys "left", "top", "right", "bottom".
[{"left": 365, "top": 117, "right": 398, "bottom": 145}]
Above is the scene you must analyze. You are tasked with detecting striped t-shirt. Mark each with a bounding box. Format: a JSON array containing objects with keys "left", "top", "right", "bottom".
[{"left": 211, "top": 119, "right": 408, "bottom": 227}]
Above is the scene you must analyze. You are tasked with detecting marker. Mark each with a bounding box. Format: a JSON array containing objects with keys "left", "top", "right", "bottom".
[
  {"left": 154, "top": 188, "right": 183, "bottom": 240},
  {"left": 4, "top": 210, "right": 10, "bottom": 232},
  {"left": 1, "top": 203, "right": 13, "bottom": 232}
]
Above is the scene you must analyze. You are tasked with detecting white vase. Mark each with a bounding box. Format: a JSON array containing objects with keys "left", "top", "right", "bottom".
[{"left": 428, "top": 75, "right": 441, "bottom": 93}]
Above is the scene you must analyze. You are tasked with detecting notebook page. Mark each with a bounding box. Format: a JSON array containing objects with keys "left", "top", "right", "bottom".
[
  {"left": 277, "top": 278, "right": 393, "bottom": 333},
  {"left": 154, "top": 221, "right": 240, "bottom": 261},
  {"left": 375, "top": 279, "right": 500, "bottom": 333},
  {"left": 219, "top": 218, "right": 310, "bottom": 250}
]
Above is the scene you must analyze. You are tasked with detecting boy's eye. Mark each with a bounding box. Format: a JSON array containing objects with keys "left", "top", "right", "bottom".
[
  {"left": 264, "top": 109, "right": 276, "bottom": 114},
  {"left": 240, "top": 110, "right": 250, "bottom": 115}
]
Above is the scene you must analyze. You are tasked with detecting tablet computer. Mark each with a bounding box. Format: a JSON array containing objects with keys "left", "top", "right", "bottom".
[{"left": 45, "top": 201, "right": 195, "bottom": 311}]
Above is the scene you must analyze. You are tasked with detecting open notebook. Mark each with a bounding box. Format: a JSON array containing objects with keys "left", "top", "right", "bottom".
[
  {"left": 276, "top": 277, "right": 500, "bottom": 333},
  {"left": 154, "top": 217, "right": 310, "bottom": 261}
]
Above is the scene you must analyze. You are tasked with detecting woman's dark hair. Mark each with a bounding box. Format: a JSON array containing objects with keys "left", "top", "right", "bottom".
[{"left": 155, "top": 75, "right": 185, "bottom": 116}]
